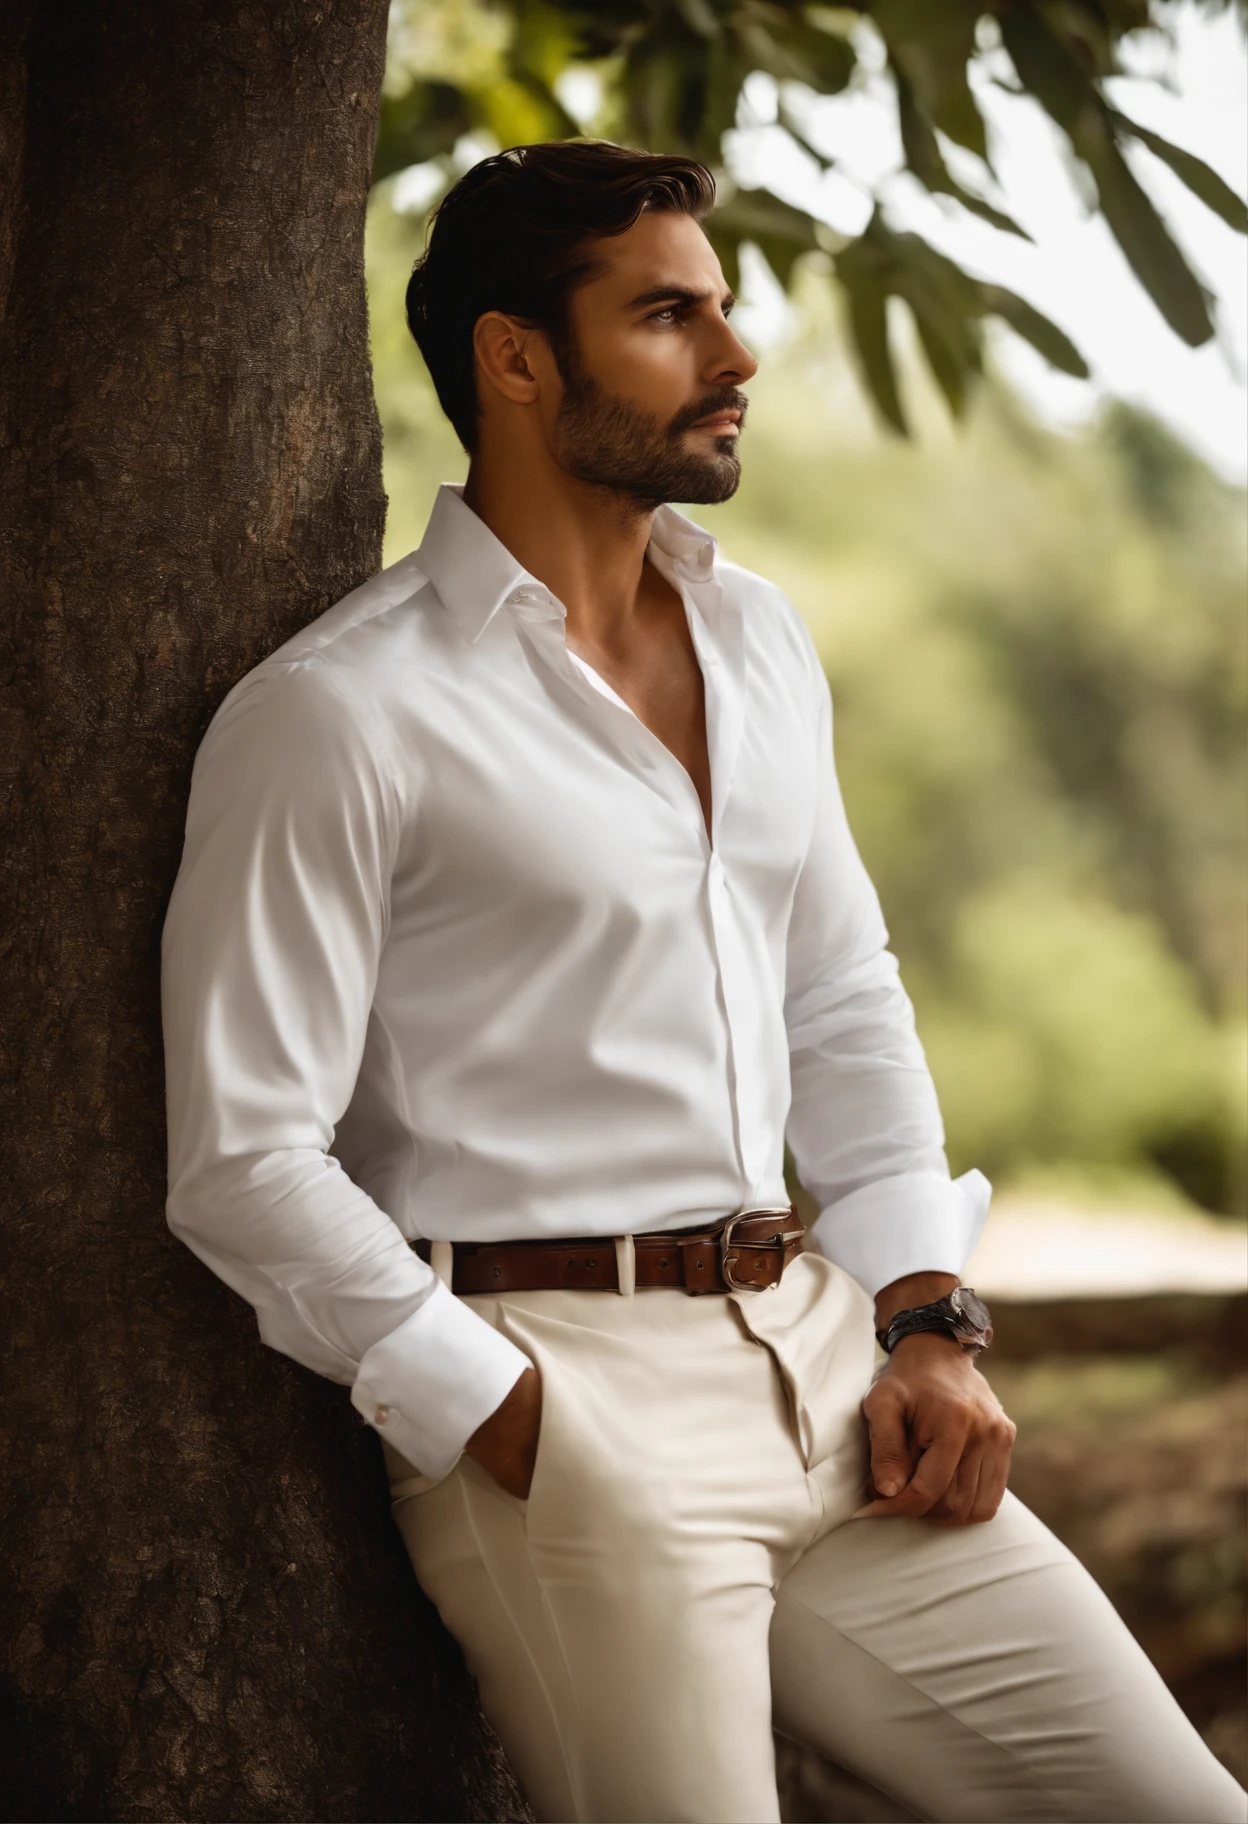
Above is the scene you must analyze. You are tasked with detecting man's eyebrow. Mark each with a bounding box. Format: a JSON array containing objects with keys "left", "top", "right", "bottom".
[{"left": 626, "top": 283, "right": 737, "bottom": 312}]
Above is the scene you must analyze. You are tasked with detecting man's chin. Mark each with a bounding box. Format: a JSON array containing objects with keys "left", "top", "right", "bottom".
[
  {"left": 675, "top": 452, "right": 741, "bottom": 506},
  {"left": 559, "top": 446, "right": 741, "bottom": 510}
]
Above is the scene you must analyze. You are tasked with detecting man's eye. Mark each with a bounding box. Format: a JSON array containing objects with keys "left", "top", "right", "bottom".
[{"left": 649, "top": 307, "right": 682, "bottom": 323}]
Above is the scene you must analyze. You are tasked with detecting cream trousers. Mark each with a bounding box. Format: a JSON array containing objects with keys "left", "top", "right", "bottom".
[{"left": 384, "top": 1254, "right": 1245, "bottom": 1824}]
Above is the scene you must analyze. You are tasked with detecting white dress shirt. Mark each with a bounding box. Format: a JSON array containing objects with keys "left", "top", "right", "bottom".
[{"left": 162, "top": 484, "right": 990, "bottom": 1477}]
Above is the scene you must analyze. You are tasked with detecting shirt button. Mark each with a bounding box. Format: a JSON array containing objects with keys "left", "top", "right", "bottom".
[{"left": 373, "top": 1405, "right": 395, "bottom": 1427}]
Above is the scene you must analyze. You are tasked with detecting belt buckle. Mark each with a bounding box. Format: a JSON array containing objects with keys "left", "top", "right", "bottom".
[{"left": 720, "top": 1209, "right": 804, "bottom": 1292}]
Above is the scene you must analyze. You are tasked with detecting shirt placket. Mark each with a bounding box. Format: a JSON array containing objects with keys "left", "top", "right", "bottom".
[
  {"left": 509, "top": 570, "right": 773, "bottom": 1206},
  {"left": 681, "top": 575, "right": 775, "bottom": 1202}
]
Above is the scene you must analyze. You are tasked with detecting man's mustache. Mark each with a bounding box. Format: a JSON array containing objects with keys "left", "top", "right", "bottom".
[{"left": 667, "top": 387, "right": 750, "bottom": 438}]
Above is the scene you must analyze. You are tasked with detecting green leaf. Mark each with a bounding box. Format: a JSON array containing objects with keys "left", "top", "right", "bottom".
[
  {"left": 509, "top": 69, "right": 584, "bottom": 141},
  {"left": 894, "top": 64, "right": 1030, "bottom": 239},
  {"left": 477, "top": 75, "right": 570, "bottom": 149},
  {"left": 885, "top": 230, "right": 984, "bottom": 420},
  {"left": 999, "top": 11, "right": 1099, "bottom": 139},
  {"left": 943, "top": 186, "right": 1032, "bottom": 240},
  {"left": 622, "top": 35, "right": 697, "bottom": 151},
  {"left": 979, "top": 285, "right": 1090, "bottom": 378},
  {"left": 1090, "top": 130, "right": 1216, "bottom": 345},
  {"left": 775, "top": 19, "right": 857, "bottom": 94},
  {"left": 874, "top": 0, "right": 988, "bottom": 160},
  {"left": 1002, "top": 11, "right": 1215, "bottom": 346},
  {"left": 699, "top": 38, "right": 749, "bottom": 152},
  {"left": 894, "top": 61, "right": 947, "bottom": 189},
  {"left": 845, "top": 276, "right": 909, "bottom": 434},
  {"left": 711, "top": 187, "right": 821, "bottom": 285},
  {"left": 1108, "top": 109, "right": 1248, "bottom": 234},
  {"left": 712, "top": 185, "right": 822, "bottom": 252},
  {"left": 909, "top": 305, "right": 974, "bottom": 418},
  {"left": 616, "top": 10, "right": 742, "bottom": 157},
  {"left": 751, "top": 232, "right": 807, "bottom": 288},
  {"left": 836, "top": 231, "right": 909, "bottom": 435},
  {"left": 707, "top": 177, "right": 824, "bottom": 305},
  {"left": 558, "top": 3, "right": 649, "bottom": 63},
  {"left": 930, "top": 72, "right": 991, "bottom": 167},
  {"left": 373, "top": 82, "right": 471, "bottom": 186},
  {"left": 676, "top": 0, "right": 722, "bottom": 39},
  {"left": 512, "top": 0, "right": 586, "bottom": 89},
  {"left": 704, "top": 219, "right": 742, "bottom": 295}
]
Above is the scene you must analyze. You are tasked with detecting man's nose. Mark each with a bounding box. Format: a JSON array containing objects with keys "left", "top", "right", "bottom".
[{"left": 706, "top": 322, "right": 759, "bottom": 387}]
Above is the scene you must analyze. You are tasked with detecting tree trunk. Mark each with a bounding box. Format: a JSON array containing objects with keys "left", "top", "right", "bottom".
[{"left": 0, "top": 3, "right": 527, "bottom": 1817}]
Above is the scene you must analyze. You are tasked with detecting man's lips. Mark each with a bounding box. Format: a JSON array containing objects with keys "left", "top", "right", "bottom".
[{"left": 689, "top": 410, "right": 742, "bottom": 433}]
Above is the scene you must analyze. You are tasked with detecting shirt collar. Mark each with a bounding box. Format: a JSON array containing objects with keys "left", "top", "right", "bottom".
[
  {"left": 415, "top": 482, "right": 722, "bottom": 646},
  {"left": 648, "top": 503, "right": 719, "bottom": 587},
  {"left": 415, "top": 484, "right": 531, "bottom": 645}
]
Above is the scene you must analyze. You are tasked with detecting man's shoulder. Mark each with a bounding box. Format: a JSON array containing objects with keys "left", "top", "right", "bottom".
[
  {"left": 202, "top": 551, "right": 452, "bottom": 745},
  {"left": 261, "top": 548, "right": 442, "bottom": 679},
  {"left": 714, "top": 555, "right": 822, "bottom": 682}
]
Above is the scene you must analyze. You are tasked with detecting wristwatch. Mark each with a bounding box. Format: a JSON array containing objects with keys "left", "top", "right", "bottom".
[{"left": 875, "top": 1286, "right": 994, "bottom": 1356}]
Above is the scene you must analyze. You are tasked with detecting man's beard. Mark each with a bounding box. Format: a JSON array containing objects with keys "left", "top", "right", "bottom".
[{"left": 551, "top": 357, "right": 747, "bottom": 511}]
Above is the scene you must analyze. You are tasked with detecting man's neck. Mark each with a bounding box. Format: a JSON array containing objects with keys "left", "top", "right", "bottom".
[{"left": 462, "top": 450, "right": 659, "bottom": 651}]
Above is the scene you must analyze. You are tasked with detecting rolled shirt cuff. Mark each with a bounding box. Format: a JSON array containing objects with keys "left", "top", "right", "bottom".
[
  {"left": 350, "top": 1277, "right": 532, "bottom": 1479},
  {"left": 810, "top": 1168, "right": 992, "bottom": 1299}
]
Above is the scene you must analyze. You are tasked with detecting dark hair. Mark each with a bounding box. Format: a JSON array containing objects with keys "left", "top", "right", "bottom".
[{"left": 406, "top": 141, "right": 716, "bottom": 451}]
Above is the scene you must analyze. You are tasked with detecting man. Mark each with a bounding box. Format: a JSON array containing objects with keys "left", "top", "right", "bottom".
[{"left": 161, "top": 142, "right": 1245, "bottom": 1824}]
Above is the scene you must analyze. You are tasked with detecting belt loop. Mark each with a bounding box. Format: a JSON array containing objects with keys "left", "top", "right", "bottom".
[
  {"left": 430, "top": 1240, "right": 454, "bottom": 1290},
  {"left": 614, "top": 1235, "right": 636, "bottom": 1297}
]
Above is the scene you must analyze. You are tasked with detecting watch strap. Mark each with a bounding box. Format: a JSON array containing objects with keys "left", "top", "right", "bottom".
[{"left": 876, "top": 1289, "right": 992, "bottom": 1355}]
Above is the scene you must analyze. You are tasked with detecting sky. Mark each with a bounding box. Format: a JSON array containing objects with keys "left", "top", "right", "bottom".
[{"left": 720, "top": 2, "right": 1248, "bottom": 481}]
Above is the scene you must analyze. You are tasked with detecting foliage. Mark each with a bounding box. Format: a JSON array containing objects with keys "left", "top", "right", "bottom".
[
  {"left": 375, "top": 0, "right": 1246, "bottom": 435},
  {"left": 368, "top": 195, "right": 1247, "bottom": 1207}
]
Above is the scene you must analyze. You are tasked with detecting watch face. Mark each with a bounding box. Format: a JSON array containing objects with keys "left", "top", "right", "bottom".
[{"left": 952, "top": 1287, "right": 992, "bottom": 1333}]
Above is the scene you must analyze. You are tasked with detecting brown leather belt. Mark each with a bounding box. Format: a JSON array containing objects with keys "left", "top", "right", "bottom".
[{"left": 412, "top": 1210, "right": 804, "bottom": 1296}]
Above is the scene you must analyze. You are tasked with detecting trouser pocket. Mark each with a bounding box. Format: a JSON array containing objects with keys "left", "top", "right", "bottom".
[{"left": 381, "top": 1434, "right": 450, "bottom": 1506}]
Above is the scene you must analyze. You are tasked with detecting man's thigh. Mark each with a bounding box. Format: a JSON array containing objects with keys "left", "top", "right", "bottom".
[
  {"left": 770, "top": 1491, "right": 1247, "bottom": 1824},
  {"left": 400, "top": 1452, "right": 786, "bottom": 1823},
  {"left": 390, "top": 1284, "right": 832, "bottom": 1824}
]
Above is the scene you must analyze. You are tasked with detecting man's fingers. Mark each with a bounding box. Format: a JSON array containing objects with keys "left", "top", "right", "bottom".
[
  {"left": 864, "top": 1386, "right": 915, "bottom": 1501},
  {"left": 925, "top": 1446, "right": 983, "bottom": 1527},
  {"left": 967, "top": 1466, "right": 1006, "bottom": 1526},
  {"left": 968, "top": 1439, "right": 1011, "bottom": 1524},
  {"left": 857, "top": 1431, "right": 965, "bottom": 1519},
  {"left": 963, "top": 1410, "right": 1015, "bottom": 1523},
  {"left": 927, "top": 1413, "right": 1015, "bottom": 1525},
  {"left": 903, "top": 1434, "right": 965, "bottom": 1513}
]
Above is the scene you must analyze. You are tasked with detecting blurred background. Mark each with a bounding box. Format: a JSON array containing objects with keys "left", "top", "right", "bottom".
[{"left": 365, "top": 0, "right": 1246, "bottom": 1801}]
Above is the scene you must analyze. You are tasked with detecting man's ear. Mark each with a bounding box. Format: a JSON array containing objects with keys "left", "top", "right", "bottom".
[{"left": 473, "top": 311, "right": 550, "bottom": 407}]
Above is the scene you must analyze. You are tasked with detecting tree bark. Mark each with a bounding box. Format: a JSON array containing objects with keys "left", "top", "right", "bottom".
[{"left": 0, "top": 3, "right": 527, "bottom": 1817}]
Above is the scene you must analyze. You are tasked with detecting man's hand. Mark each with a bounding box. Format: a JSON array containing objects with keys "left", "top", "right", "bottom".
[
  {"left": 859, "top": 1334, "right": 1016, "bottom": 1524},
  {"left": 464, "top": 1365, "right": 543, "bottom": 1499},
  {"left": 859, "top": 1270, "right": 1015, "bottom": 1526}
]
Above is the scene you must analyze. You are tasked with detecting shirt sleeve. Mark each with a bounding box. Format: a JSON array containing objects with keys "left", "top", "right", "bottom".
[
  {"left": 161, "top": 658, "right": 529, "bottom": 1478},
  {"left": 783, "top": 642, "right": 991, "bottom": 1299}
]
